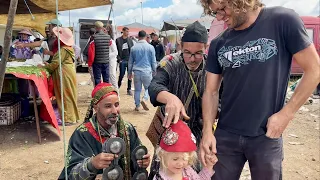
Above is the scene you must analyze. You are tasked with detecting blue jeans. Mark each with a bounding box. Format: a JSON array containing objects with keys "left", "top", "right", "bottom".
[
  {"left": 118, "top": 60, "right": 132, "bottom": 91},
  {"left": 92, "top": 63, "right": 109, "bottom": 86},
  {"left": 133, "top": 71, "right": 152, "bottom": 107},
  {"left": 213, "top": 128, "right": 283, "bottom": 180}
]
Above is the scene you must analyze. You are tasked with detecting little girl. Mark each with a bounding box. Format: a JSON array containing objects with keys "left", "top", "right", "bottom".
[{"left": 153, "top": 120, "right": 217, "bottom": 180}]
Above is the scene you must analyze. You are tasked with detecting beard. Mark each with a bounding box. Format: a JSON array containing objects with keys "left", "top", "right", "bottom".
[
  {"left": 186, "top": 61, "right": 201, "bottom": 71},
  {"left": 97, "top": 111, "right": 119, "bottom": 126},
  {"left": 231, "top": 12, "right": 248, "bottom": 29}
]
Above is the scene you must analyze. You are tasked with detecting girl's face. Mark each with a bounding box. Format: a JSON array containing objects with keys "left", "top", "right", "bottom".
[{"left": 164, "top": 152, "right": 189, "bottom": 175}]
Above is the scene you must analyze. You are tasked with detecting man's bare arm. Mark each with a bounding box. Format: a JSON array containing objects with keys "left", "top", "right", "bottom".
[
  {"left": 283, "top": 44, "right": 320, "bottom": 116},
  {"left": 200, "top": 72, "right": 222, "bottom": 166},
  {"left": 15, "top": 41, "right": 42, "bottom": 48},
  {"left": 202, "top": 72, "right": 222, "bottom": 132}
]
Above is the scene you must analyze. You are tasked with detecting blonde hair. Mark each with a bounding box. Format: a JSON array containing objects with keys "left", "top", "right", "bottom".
[
  {"left": 199, "top": 0, "right": 263, "bottom": 16},
  {"left": 155, "top": 146, "right": 198, "bottom": 172}
]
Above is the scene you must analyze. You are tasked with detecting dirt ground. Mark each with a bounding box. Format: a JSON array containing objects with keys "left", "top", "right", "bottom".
[{"left": 0, "top": 73, "right": 319, "bottom": 180}]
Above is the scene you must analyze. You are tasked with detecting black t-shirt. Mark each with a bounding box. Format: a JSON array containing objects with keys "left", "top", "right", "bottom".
[
  {"left": 121, "top": 38, "right": 130, "bottom": 61},
  {"left": 206, "top": 7, "right": 312, "bottom": 136}
]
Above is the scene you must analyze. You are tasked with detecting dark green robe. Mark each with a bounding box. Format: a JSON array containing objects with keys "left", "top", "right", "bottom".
[{"left": 58, "top": 115, "right": 142, "bottom": 180}]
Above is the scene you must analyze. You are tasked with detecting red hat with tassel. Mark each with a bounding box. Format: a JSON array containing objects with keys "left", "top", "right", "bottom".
[{"left": 160, "top": 120, "right": 197, "bottom": 152}]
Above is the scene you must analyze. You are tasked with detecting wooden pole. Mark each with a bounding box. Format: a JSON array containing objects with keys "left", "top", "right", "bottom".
[
  {"left": 107, "top": 3, "right": 113, "bottom": 24},
  {"left": 30, "top": 80, "right": 42, "bottom": 144},
  {"left": 0, "top": 0, "right": 19, "bottom": 98}
]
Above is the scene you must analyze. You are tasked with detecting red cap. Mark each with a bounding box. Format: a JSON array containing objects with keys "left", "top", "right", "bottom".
[
  {"left": 160, "top": 120, "right": 197, "bottom": 152},
  {"left": 91, "top": 83, "right": 117, "bottom": 104}
]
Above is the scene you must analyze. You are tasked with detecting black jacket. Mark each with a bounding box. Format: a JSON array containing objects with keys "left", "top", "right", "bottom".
[
  {"left": 116, "top": 36, "right": 134, "bottom": 62},
  {"left": 150, "top": 40, "right": 165, "bottom": 62}
]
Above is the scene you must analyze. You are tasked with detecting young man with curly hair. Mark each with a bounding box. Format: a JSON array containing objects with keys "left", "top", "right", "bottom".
[{"left": 199, "top": 0, "right": 320, "bottom": 179}]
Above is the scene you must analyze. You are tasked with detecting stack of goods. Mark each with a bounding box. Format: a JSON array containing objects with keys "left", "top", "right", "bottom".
[{"left": 0, "top": 94, "right": 21, "bottom": 126}]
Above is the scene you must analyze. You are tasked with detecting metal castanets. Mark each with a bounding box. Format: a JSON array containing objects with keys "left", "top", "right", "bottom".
[
  {"left": 132, "top": 145, "right": 148, "bottom": 180},
  {"left": 102, "top": 137, "right": 126, "bottom": 180}
]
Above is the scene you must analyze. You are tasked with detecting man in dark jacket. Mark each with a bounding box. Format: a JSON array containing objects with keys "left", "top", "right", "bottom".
[
  {"left": 88, "top": 21, "right": 111, "bottom": 86},
  {"left": 150, "top": 34, "right": 165, "bottom": 63},
  {"left": 116, "top": 27, "right": 134, "bottom": 95}
]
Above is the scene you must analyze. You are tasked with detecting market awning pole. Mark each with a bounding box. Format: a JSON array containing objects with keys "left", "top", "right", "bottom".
[
  {"left": 0, "top": 0, "right": 19, "bottom": 98},
  {"left": 107, "top": 0, "right": 114, "bottom": 24}
]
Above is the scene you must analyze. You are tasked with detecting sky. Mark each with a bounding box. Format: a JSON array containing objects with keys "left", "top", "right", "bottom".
[{"left": 58, "top": 0, "right": 320, "bottom": 29}]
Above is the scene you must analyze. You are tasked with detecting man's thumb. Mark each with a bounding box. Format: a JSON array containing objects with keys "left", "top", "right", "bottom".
[
  {"left": 211, "top": 141, "right": 217, "bottom": 154},
  {"left": 181, "top": 107, "right": 190, "bottom": 120}
]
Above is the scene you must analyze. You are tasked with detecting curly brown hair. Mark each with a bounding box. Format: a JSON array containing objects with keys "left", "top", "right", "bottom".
[{"left": 199, "top": 0, "right": 263, "bottom": 16}]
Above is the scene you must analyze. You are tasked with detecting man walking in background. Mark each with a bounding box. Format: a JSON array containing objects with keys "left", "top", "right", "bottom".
[
  {"left": 151, "top": 34, "right": 165, "bottom": 64},
  {"left": 116, "top": 27, "right": 134, "bottom": 95},
  {"left": 88, "top": 21, "right": 111, "bottom": 86},
  {"left": 128, "top": 30, "right": 157, "bottom": 111}
]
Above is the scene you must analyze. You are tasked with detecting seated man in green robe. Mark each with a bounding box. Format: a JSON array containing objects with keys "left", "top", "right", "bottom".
[{"left": 58, "top": 83, "right": 151, "bottom": 180}]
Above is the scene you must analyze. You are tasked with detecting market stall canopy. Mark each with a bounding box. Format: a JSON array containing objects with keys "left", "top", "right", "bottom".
[
  {"left": 0, "top": 0, "right": 112, "bottom": 35},
  {"left": 0, "top": 13, "right": 56, "bottom": 35},
  {"left": 116, "top": 22, "right": 158, "bottom": 37},
  {"left": 159, "top": 30, "right": 183, "bottom": 37},
  {"left": 0, "top": 0, "right": 112, "bottom": 14},
  {"left": 161, "top": 16, "right": 214, "bottom": 31}
]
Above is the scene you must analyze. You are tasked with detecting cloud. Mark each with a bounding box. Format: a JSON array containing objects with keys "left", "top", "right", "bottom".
[
  {"left": 112, "top": 0, "right": 203, "bottom": 28},
  {"left": 59, "top": 0, "right": 204, "bottom": 28},
  {"left": 58, "top": 0, "right": 319, "bottom": 28},
  {"left": 262, "top": 0, "right": 319, "bottom": 16}
]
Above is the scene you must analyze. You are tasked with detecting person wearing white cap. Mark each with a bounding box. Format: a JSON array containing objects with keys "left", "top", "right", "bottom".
[{"left": 38, "top": 27, "right": 80, "bottom": 126}]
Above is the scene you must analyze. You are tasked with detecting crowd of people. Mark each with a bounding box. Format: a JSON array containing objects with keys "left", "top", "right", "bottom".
[{"left": 7, "top": 0, "right": 320, "bottom": 179}]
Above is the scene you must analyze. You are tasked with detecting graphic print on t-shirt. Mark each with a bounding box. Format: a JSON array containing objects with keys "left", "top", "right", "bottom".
[
  {"left": 122, "top": 42, "right": 128, "bottom": 50},
  {"left": 217, "top": 38, "right": 278, "bottom": 69}
]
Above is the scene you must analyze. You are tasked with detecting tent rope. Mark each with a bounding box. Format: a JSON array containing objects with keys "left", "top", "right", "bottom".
[
  {"left": 55, "top": 0, "right": 68, "bottom": 179},
  {"left": 23, "top": 0, "right": 35, "bottom": 20}
]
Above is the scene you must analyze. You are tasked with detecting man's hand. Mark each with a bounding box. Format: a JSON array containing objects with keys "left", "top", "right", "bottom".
[
  {"left": 200, "top": 131, "right": 217, "bottom": 167},
  {"left": 137, "top": 154, "right": 151, "bottom": 168},
  {"left": 266, "top": 110, "right": 294, "bottom": 138},
  {"left": 43, "top": 49, "right": 51, "bottom": 55},
  {"left": 163, "top": 95, "right": 190, "bottom": 128},
  {"left": 128, "top": 74, "right": 133, "bottom": 80},
  {"left": 15, "top": 42, "right": 24, "bottom": 49},
  {"left": 91, "top": 153, "right": 118, "bottom": 170}
]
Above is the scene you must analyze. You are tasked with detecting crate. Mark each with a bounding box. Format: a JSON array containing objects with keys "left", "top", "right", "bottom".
[{"left": 0, "top": 95, "right": 21, "bottom": 126}]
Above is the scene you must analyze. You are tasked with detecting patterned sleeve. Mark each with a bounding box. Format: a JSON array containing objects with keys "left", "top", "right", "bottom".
[
  {"left": 197, "top": 167, "right": 214, "bottom": 179},
  {"left": 68, "top": 157, "right": 97, "bottom": 180},
  {"left": 185, "top": 166, "right": 214, "bottom": 180},
  {"left": 58, "top": 125, "right": 100, "bottom": 180}
]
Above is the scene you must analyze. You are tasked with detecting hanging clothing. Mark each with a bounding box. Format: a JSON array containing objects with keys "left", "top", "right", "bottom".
[
  {"left": 58, "top": 115, "right": 143, "bottom": 180},
  {"left": 44, "top": 46, "right": 80, "bottom": 123}
]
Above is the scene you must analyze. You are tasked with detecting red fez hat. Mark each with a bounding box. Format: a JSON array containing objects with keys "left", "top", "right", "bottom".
[
  {"left": 160, "top": 120, "right": 197, "bottom": 152},
  {"left": 91, "top": 83, "right": 117, "bottom": 104}
]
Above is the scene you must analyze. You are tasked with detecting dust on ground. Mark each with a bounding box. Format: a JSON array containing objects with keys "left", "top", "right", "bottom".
[{"left": 0, "top": 73, "right": 319, "bottom": 180}]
